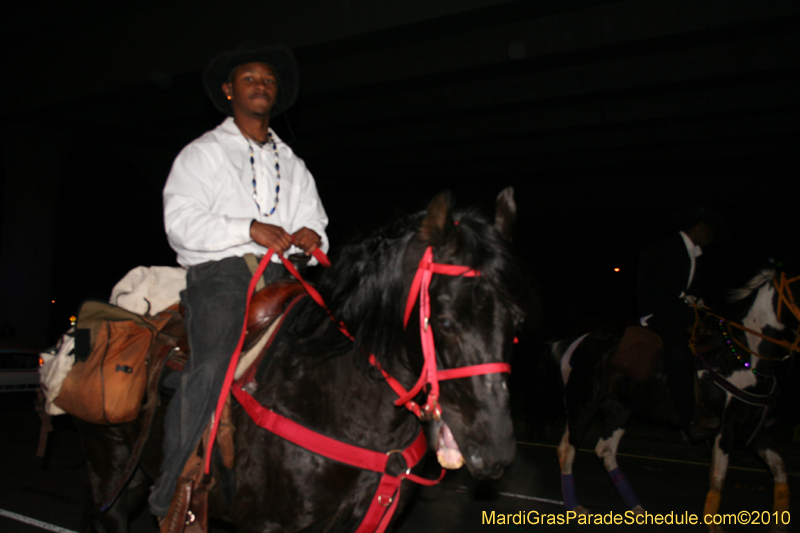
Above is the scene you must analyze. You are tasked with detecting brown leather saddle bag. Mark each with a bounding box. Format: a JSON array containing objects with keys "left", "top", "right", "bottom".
[
  {"left": 610, "top": 325, "right": 663, "bottom": 381},
  {"left": 55, "top": 301, "right": 179, "bottom": 424}
]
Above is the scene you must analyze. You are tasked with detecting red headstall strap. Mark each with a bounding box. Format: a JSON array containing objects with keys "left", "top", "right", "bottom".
[{"left": 389, "top": 246, "right": 511, "bottom": 419}]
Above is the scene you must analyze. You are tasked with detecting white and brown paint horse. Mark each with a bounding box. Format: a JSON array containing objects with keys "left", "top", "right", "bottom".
[{"left": 550, "top": 267, "right": 799, "bottom": 531}]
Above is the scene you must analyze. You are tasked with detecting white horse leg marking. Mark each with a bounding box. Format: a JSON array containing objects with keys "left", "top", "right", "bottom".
[
  {"left": 704, "top": 435, "right": 728, "bottom": 528},
  {"left": 759, "top": 448, "right": 790, "bottom": 521},
  {"left": 594, "top": 428, "right": 624, "bottom": 471},
  {"left": 595, "top": 429, "right": 643, "bottom": 511},
  {"left": 558, "top": 428, "right": 584, "bottom": 512},
  {"left": 759, "top": 448, "right": 788, "bottom": 484},
  {"left": 557, "top": 428, "right": 575, "bottom": 475}
]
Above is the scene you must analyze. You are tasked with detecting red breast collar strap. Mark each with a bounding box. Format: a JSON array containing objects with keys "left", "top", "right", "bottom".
[{"left": 231, "top": 384, "right": 443, "bottom": 533}]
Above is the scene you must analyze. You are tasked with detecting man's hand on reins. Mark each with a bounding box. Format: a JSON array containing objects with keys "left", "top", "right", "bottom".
[
  {"left": 292, "top": 227, "right": 322, "bottom": 255},
  {"left": 250, "top": 221, "right": 292, "bottom": 255}
]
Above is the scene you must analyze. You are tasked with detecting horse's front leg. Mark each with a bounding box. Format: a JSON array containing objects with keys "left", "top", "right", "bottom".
[
  {"left": 594, "top": 428, "right": 644, "bottom": 516},
  {"left": 557, "top": 428, "right": 589, "bottom": 514},
  {"left": 594, "top": 399, "right": 642, "bottom": 515},
  {"left": 757, "top": 446, "right": 790, "bottom": 533},
  {"left": 703, "top": 435, "right": 729, "bottom": 532}
]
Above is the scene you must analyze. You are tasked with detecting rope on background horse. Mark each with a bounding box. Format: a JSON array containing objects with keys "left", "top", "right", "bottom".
[
  {"left": 690, "top": 304, "right": 795, "bottom": 361},
  {"left": 774, "top": 272, "right": 800, "bottom": 324}
]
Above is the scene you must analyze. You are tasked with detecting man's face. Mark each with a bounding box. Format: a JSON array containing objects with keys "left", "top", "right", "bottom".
[
  {"left": 222, "top": 62, "right": 278, "bottom": 118},
  {"left": 691, "top": 221, "right": 715, "bottom": 247}
]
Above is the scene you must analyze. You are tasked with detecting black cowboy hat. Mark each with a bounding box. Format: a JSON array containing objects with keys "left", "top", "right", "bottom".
[{"left": 202, "top": 44, "right": 299, "bottom": 117}]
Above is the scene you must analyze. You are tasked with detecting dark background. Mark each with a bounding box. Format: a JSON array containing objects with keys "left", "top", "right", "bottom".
[{"left": 1, "top": 0, "right": 798, "bottom": 349}]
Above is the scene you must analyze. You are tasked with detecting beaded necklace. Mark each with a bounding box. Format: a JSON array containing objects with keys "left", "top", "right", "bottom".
[
  {"left": 247, "top": 132, "right": 281, "bottom": 217},
  {"left": 718, "top": 318, "right": 761, "bottom": 376}
]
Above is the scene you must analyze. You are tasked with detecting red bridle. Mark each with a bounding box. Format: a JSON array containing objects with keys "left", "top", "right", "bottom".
[
  {"left": 206, "top": 244, "right": 512, "bottom": 473},
  {"left": 370, "top": 246, "right": 512, "bottom": 420}
]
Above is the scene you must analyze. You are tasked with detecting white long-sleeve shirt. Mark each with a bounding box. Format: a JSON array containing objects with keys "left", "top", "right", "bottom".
[{"left": 163, "top": 117, "right": 329, "bottom": 267}]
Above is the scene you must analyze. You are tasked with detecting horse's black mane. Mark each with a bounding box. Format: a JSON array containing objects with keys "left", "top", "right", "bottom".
[{"left": 289, "top": 205, "right": 527, "bottom": 371}]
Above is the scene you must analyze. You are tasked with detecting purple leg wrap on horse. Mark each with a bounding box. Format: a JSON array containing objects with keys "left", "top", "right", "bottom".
[
  {"left": 561, "top": 473, "right": 579, "bottom": 510},
  {"left": 609, "top": 467, "right": 640, "bottom": 509}
]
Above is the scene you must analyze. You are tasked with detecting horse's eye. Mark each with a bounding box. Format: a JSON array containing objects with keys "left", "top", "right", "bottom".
[{"left": 439, "top": 318, "right": 456, "bottom": 333}]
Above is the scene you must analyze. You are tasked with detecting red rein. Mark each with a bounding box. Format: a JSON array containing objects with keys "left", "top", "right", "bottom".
[{"left": 206, "top": 246, "right": 511, "bottom": 480}]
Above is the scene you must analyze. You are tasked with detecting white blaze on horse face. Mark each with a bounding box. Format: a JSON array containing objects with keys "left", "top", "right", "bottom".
[{"left": 744, "top": 283, "right": 784, "bottom": 350}]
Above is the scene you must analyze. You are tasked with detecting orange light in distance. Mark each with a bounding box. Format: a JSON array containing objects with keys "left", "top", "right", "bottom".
[{"left": 613, "top": 268, "right": 620, "bottom": 273}]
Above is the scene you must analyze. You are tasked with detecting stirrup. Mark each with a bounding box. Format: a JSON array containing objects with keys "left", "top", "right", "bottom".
[{"left": 160, "top": 476, "right": 194, "bottom": 533}]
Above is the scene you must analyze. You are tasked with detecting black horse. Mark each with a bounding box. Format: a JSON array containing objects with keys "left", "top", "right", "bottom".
[
  {"left": 76, "top": 188, "right": 530, "bottom": 533},
  {"left": 549, "top": 267, "right": 798, "bottom": 532}
]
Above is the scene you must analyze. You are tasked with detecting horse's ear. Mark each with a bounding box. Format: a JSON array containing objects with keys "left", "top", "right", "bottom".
[
  {"left": 420, "top": 190, "right": 456, "bottom": 244},
  {"left": 494, "top": 187, "right": 516, "bottom": 241}
]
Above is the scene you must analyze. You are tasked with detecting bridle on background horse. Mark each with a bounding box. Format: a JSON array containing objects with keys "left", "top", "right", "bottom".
[
  {"left": 204, "top": 243, "right": 512, "bottom": 533},
  {"left": 685, "top": 271, "right": 800, "bottom": 446},
  {"left": 689, "top": 272, "right": 800, "bottom": 439},
  {"left": 690, "top": 271, "right": 800, "bottom": 361}
]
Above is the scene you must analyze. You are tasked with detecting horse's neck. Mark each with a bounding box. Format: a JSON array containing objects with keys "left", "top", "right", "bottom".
[
  {"left": 256, "top": 346, "right": 421, "bottom": 450},
  {"left": 740, "top": 284, "right": 783, "bottom": 351},
  {"left": 725, "top": 282, "right": 789, "bottom": 383}
]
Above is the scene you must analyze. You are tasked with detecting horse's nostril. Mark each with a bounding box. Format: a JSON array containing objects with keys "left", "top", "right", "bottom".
[
  {"left": 488, "top": 464, "right": 505, "bottom": 480},
  {"left": 467, "top": 445, "right": 485, "bottom": 470}
]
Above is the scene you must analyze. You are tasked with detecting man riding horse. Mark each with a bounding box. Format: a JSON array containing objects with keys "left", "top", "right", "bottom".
[
  {"left": 149, "top": 44, "right": 329, "bottom": 520},
  {"left": 636, "top": 206, "right": 726, "bottom": 442}
]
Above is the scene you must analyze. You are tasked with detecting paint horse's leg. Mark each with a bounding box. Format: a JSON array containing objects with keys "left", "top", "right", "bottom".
[
  {"left": 594, "top": 429, "right": 644, "bottom": 515},
  {"left": 757, "top": 447, "right": 790, "bottom": 533},
  {"left": 594, "top": 399, "right": 643, "bottom": 515},
  {"left": 557, "top": 428, "right": 589, "bottom": 514},
  {"left": 703, "top": 435, "right": 729, "bottom": 532},
  {"left": 558, "top": 378, "right": 602, "bottom": 515}
]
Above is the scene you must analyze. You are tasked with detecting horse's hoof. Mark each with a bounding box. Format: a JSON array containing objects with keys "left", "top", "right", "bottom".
[
  {"left": 573, "top": 505, "right": 590, "bottom": 515},
  {"left": 630, "top": 505, "right": 646, "bottom": 516}
]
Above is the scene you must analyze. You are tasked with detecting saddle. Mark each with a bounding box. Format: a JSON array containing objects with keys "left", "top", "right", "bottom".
[
  {"left": 159, "top": 279, "right": 306, "bottom": 533},
  {"left": 609, "top": 325, "right": 663, "bottom": 381}
]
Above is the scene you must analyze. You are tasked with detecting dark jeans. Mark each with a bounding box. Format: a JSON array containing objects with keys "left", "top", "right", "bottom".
[
  {"left": 149, "top": 256, "right": 286, "bottom": 516},
  {"left": 650, "top": 315, "right": 695, "bottom": 429}
]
